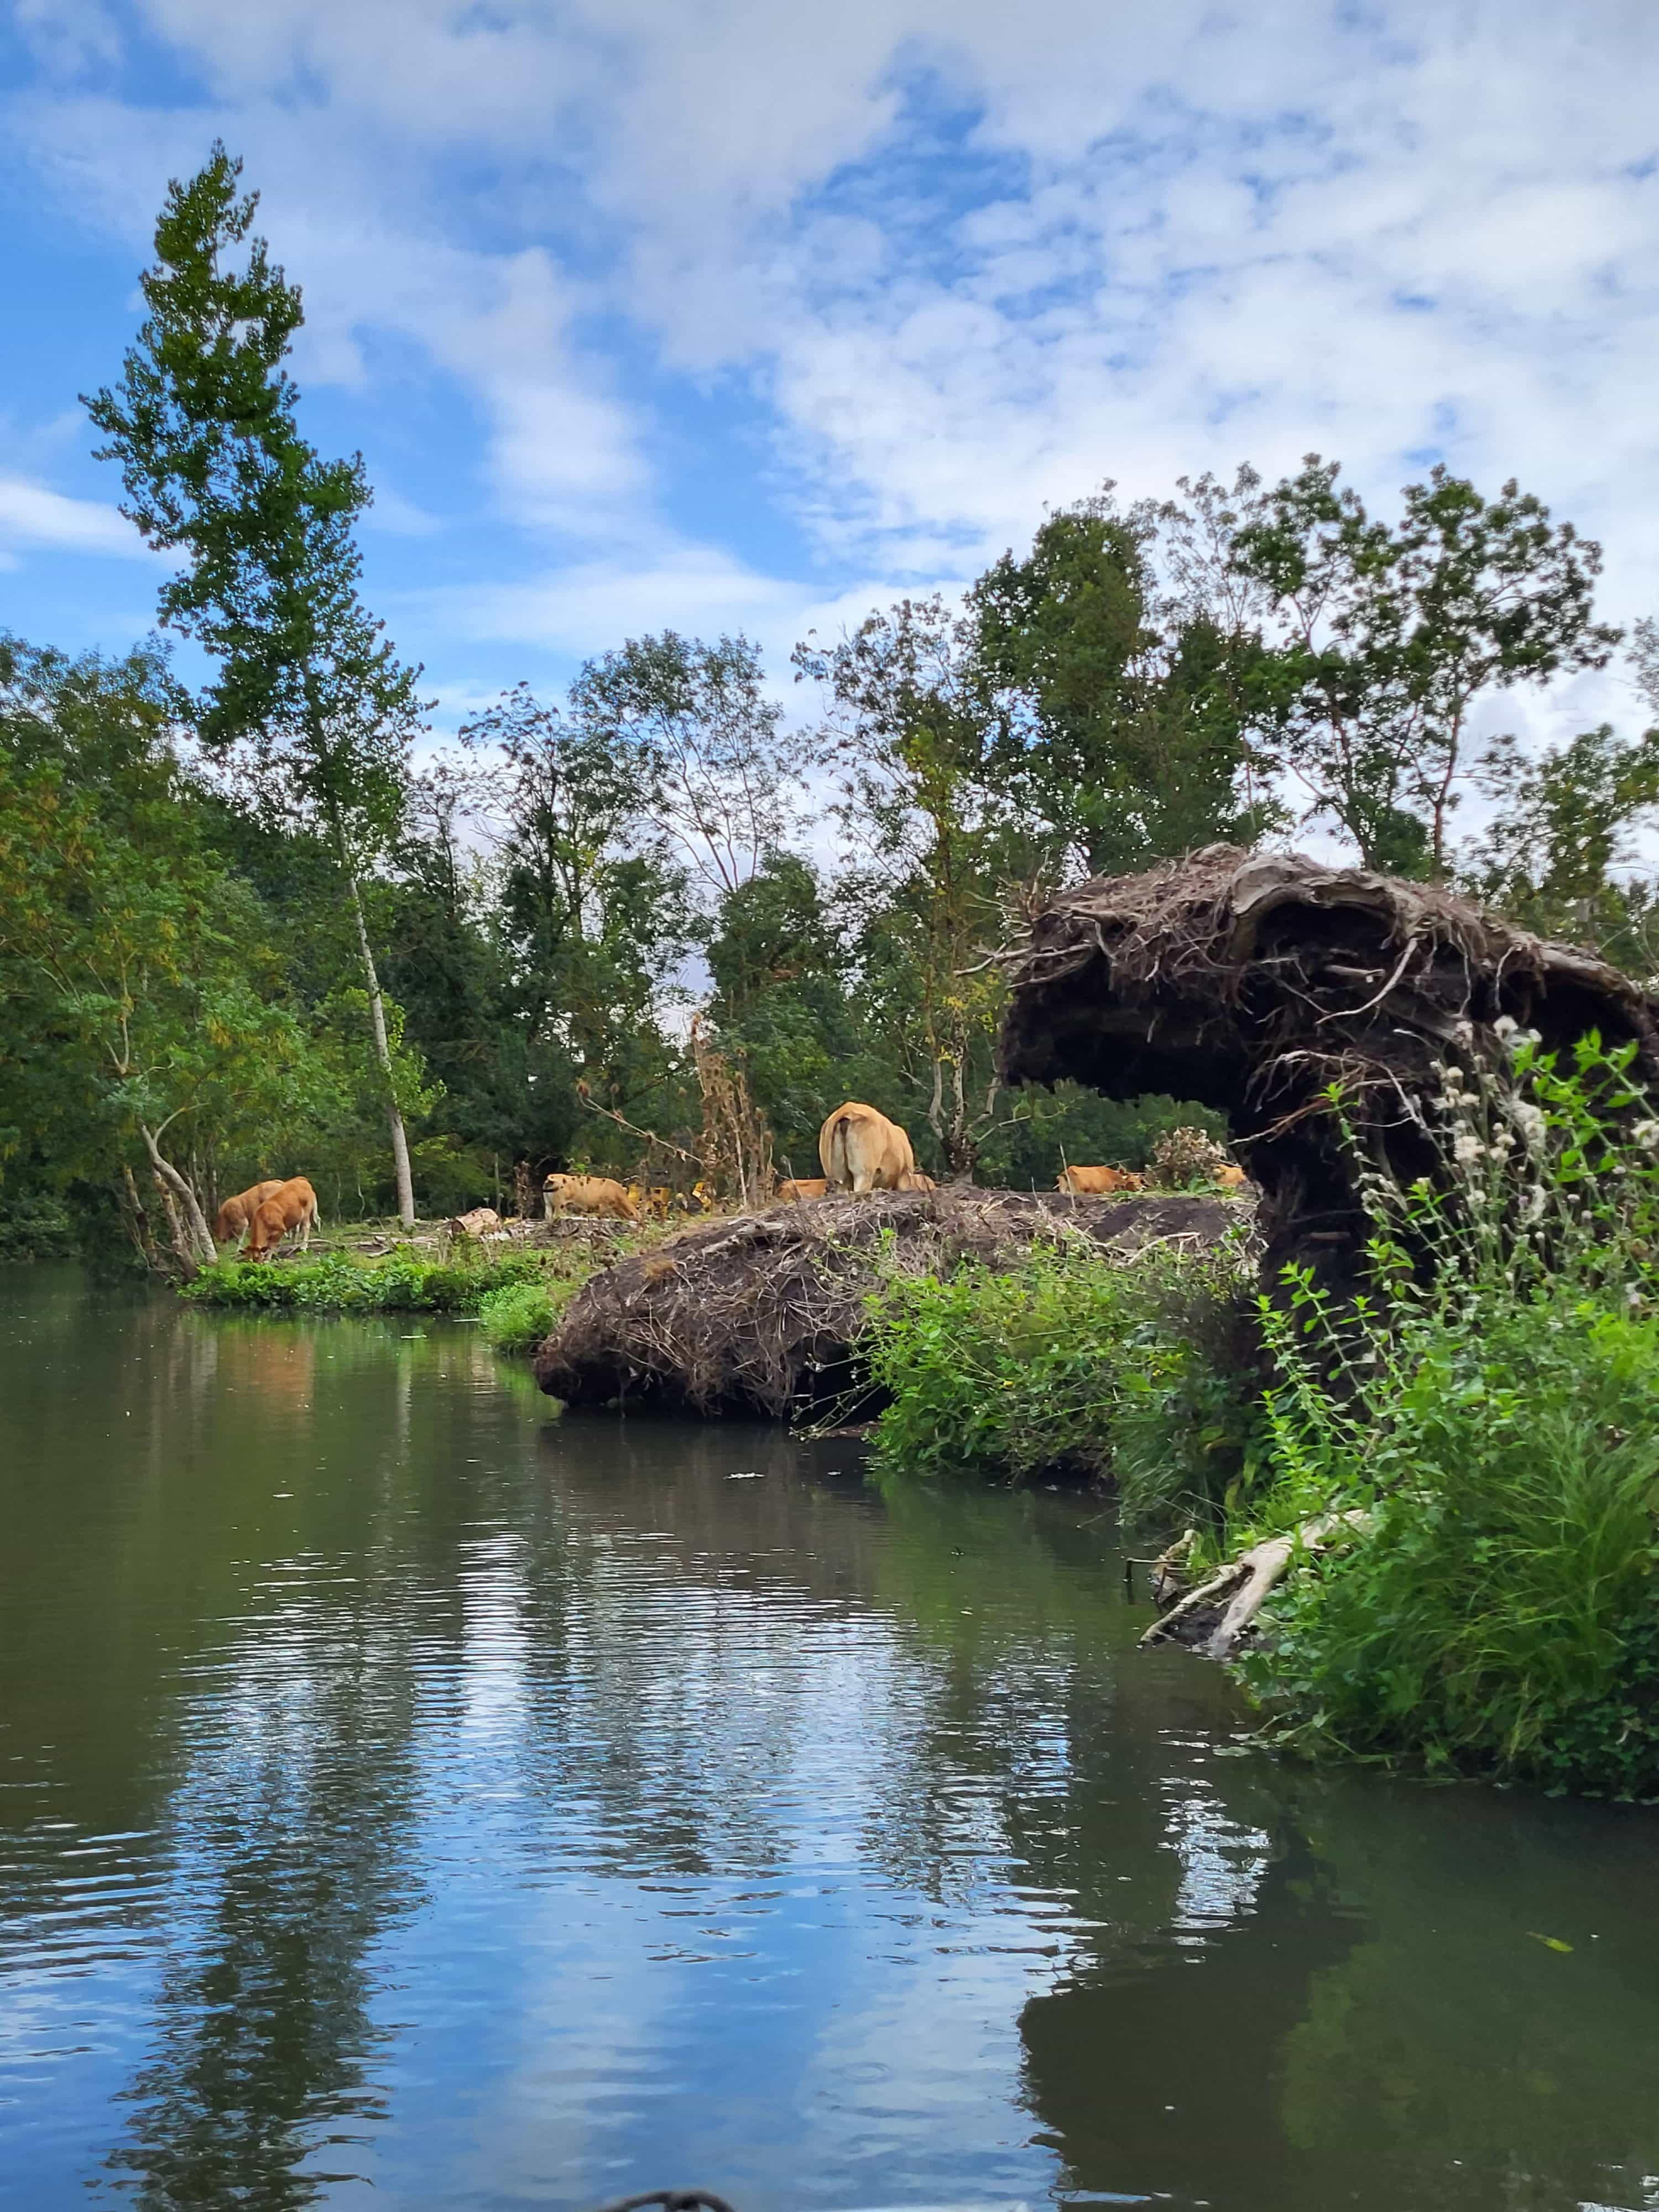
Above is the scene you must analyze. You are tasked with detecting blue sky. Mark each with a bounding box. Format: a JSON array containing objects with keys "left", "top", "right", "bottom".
[{"left": 3, "top": 0, "right": 1657, "bottom": 750}]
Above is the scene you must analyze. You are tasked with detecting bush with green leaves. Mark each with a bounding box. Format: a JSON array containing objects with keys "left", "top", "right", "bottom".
[
  {"left": 184, "top": 1250, "right": 543, "bottom": 1313},
  {"left": 1238, "top": 1032, "right": 1659, "bottom": 1797},
  {"left": 863, "top": 1235, "right": 1257, "bottom": 1491},
  {"left": 476, "top": 1276, "right": 576, "bottom": 1355}
]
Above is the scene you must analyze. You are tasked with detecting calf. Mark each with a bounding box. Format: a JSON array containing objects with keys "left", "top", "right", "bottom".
[
  {"left": 243, "top": 1177, "right": 322, "bottom": 1259},
  {"left": 1056, "top": 1165, "right": 1142, "bottom": 1194},
  {"left": 776, "top": 1176, "right": 829, "bottom": 1203},
  {"left": 543, "top": 1173, "right": 640, "bottom": 1223},
  {"left": 213, "top": 1179, "right": 287, "bottom": 1248}
]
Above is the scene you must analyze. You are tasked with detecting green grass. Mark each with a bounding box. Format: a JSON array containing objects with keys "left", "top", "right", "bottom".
[
  {"left": 1239, "top": 1291, "right": 1659, "bottom": 1796},
  {"left": 475, "top": 1274, "right": 586, "bottom": 1355},
  {"left": 862, "top": 1237, "right": 1259, "bottom": 1506},
  {"left": 182, "top": 1248, "right": 546, "bottom": 1313},
  {"left": 1230, "top": 1037, "right": 1659, "bottom": 1797}
]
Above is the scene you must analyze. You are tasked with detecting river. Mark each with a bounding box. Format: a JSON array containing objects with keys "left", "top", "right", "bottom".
[{"left": 2, "top": 1264, "right": 1657, "bottom": 2211}]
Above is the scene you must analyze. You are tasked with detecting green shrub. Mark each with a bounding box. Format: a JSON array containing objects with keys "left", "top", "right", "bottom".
[
  {"left": 864, "top": 1237, "right": 1256, "bottom": 1491},
  {"left": 183, "top": 1249, "right": 543, "bottom": 1314},
  {"left": 477, "top": 1278, "right": 560, "bottom": 1355},
  {"left": 1237, "top": 1034, "right": 1659, "bottom": 1797},
  {"left": 1241, "top": 1294, "right": 1659, "bottom": 1794}
]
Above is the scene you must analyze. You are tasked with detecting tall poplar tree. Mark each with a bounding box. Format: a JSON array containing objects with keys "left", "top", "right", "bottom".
[{"left": 85, "top": 143, "right": 425, "bottom": 1225}]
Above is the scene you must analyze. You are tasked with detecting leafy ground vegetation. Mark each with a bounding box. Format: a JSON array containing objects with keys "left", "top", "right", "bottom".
[
  {"left": 865, "top": 1040, "right": 1659, "bottom": 1797},
  {"left": 182, "top": 1236, "right": 613, "bottom": 1351}
]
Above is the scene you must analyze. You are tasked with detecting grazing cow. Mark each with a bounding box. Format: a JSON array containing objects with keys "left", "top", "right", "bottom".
[
  {"left": 213, "top": 1178, "right": 287, "bottom": 1248},
  {"left": 898, "top": 1170, "right": 937, "bottom": 1191},
  {"left": 776, "top": 1176, "right": 829, "bottom": 1203},
  {"left": 243, "top": 1177, "right": 322, "bottom": 1259},
  {"left": 543, "top": 1172, "right": 640, "bottom": 1223},
  {"left": 1214, "top": 1164, "right": 1248, "bottom": 1190},
  {"left": 818, "top": 1102, "right": 915, "bottom": 1194},
  {"left": 1056, "top": 1165, "right": 1143, "bottom": 1194}
]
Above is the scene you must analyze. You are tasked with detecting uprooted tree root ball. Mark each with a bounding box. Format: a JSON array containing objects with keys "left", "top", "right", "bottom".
[
  {"left": 533, "top": 1186, "right": 1242, "bottom": 1415},
  {"left": 998, "top": 843, "right": 1659, "bottom": 1286}
]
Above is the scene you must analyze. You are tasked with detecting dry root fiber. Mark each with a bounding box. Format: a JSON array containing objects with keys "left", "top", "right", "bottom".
[
  {"left": 999, "top": 844, "right": 1659, "bottom": 1287},
  {"left": 533, "top": 1185, "right": 1240, "bottom": 1415}
]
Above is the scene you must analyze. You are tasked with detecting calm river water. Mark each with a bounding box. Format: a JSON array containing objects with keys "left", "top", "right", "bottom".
[{"left": 4, "top": 1265, "right": 1659, "bottom": 2211}]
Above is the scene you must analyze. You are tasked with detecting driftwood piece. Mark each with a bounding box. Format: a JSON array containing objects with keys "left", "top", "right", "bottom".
[
  {"left": 449, "top": 1206, "right": 503, "bottom": 1239},
  {"left": 999, "top": 844, "right": 1659, "bottom": 1291},
  {"left": 1148, "top": 1527, "right": 1198, "bottom": 1607},
  {"left": 1141, "top": 1507, "right": 1374, "bottom": 1660}
]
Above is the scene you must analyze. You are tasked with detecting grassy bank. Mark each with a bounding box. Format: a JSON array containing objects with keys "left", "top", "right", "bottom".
[
  {"left": 182, "top": 1237, "right": 611, "bottom": 1349},
  {"left": 863, "top": 1040, "right": 1659, "bottom": 1798}
]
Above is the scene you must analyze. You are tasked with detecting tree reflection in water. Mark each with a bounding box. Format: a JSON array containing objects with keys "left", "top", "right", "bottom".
[{"left": 4, "top": 1276, "right": 1659, "bottom": 2212}]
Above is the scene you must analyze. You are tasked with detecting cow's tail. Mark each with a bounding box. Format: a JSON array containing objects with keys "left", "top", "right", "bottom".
[{"left": 826, "top": 1113, "right": 853, "bottom": 1190}]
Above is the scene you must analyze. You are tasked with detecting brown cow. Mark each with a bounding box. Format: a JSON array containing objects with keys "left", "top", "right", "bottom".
[
  {"left": 244, "top": 1177, "right": 322, "bottom": 1259},
  {"left": 543, "top": 1172, "right": 639, "bottom": 1223},
  {"left": 818, "top": 1102, "right": 915, "bottom": 1194},
  {"left": 776, "top": 1176, "right": 830, "bottom": 1203},
  {"left": 898, "top": 1170, "right": 937, "bottom": 1191},
  {"left": 1214, "top": 1164, "right": 1248, "bottom": 1190},
  {"left": 213, "top": 1178, "right": 287, "bottom": 1248},
  {"left": 1056, "top": 1165, "right": 1143, "bottom": 1194}
]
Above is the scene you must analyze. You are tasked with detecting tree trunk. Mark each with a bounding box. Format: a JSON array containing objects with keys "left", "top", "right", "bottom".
[
  {"left": 340, "top": 852, "right": 416, "bottom": 1230},
  {"left": 150, "top": 1170, "right": 200, "bottom": 1280},
  {"left": 119, "top": 1164, "right": 161, "bottom": 1274},
  {"left": 139, "top": 1125, "right": 218, "bottom": 1268}
]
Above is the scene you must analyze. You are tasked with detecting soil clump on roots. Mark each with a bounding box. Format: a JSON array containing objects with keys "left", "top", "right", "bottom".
[
  {"left": 533, "top": 1186, "right": 1239, "bottom": 1415},
  {"left": 998, "top": 844, "right": 1659, "bottom": 1287}
]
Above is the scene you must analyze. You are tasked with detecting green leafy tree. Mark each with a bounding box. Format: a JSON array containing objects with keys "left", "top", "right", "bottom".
[
  {"left": 84, "top": 142, "right": 428, "bottom": 1224},
  {"left": 0, "top": 637, "right": 326, "bottom": 1270},
  {"left": 971, "top": 492, "right": 1271, "bottom": 876},
  {"left": 795, "top": 597, "right": 1006, "bottom": 1175},
  {"left": 1219, "top": 457, "right": 1620, "bottom": 874},
  {"left": 1466, "top": 721, "right": 1659, "bottom": 968},
  {"left": 461, "top": 682, "right": 692, "bottom": 1170},
  {"left": 704, "top": 852, "right": 859, "bottom": 1170},
  {"left": 568, "top": 631, "right": 794, "bottom": 900}
]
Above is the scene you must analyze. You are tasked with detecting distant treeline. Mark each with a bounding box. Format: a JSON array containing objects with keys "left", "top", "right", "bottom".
[{"left": 3, "top": 142, "right": 1659, "bottom": 1261}]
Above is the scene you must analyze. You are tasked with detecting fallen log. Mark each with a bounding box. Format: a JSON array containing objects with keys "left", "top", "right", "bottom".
[{"left": 1140, "top": 1507, "right": 1374, "bottom": 1660}]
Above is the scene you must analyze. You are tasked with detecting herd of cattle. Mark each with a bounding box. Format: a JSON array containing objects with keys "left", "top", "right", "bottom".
[{"left": 212, "top": 1099, "right": 1246, "bottom": 1256}]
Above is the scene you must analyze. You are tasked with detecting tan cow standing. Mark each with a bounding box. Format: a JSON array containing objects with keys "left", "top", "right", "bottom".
[
  {"left": 543, "top": 1172, "right": 640, "bottom": 1223},
  {"left": 213, "top": 1179, "right": 288, "bottom": 1248},
  {"left": 244, "top": 1177, "right": 322, "bottom": 1259},
  {"left": 1056, "top": 1165, "right": 1143, "bottom": 1194},
  {"left": 818, "top": 1102, "right": 915, "bottom": 1194},
  {"left": 776, "top": 1177, "right": 829, "bottom": 1203}
]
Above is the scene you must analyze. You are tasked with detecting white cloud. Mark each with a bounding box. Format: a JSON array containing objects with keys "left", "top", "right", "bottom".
[
  {"left": 0, "top": 474, "right": 148, "bottom": 560},
  {"left": 7, "top": 0, "right": 1659, "bottom": 717}
]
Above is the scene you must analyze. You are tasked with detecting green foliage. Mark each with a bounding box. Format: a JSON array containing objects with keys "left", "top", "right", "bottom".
[
  {"left": 1238, "top": 1037, "right": 1659, "bottom": 1796},
  {"left": 864, "top": 1238, "right": 1257, "bottom": 1495},
  {"left": 976, "top": 1085, "right": 1229, "bottom": 1190},
  {"left": 1464, "top": 719, "right": 1659, "bottom": 970},
  {"left": 971, "top": 491, "right": 1272, "bottom": 875},
  {"left": 476, "top": 1277, "right": 562, "bottom": 1355},
  {"left": 184, "top": 1249, "right": 543, "bottom": 1313},
  {"left": 0, "top": 1191, "right": 75, "bottom": 1261},
  {"left": 1214, "top": 457, "right": 1621, "bottom": 874}
]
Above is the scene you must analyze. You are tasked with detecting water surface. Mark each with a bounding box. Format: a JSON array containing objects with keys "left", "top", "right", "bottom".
[{"left": 3, "top": 1264, "right": 1658, "bottom": 2210}]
